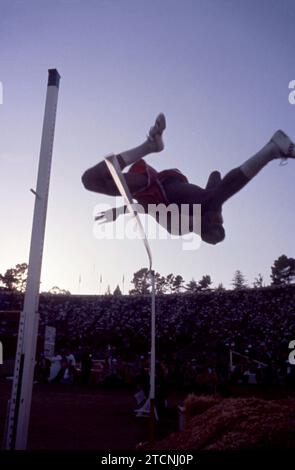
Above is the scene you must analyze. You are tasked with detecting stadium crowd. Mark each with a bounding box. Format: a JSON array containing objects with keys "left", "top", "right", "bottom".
[{"left": 1, "top": 285, "right": 295, "bottom": 394}]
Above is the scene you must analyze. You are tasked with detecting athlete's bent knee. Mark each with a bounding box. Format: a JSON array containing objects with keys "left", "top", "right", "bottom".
[
  {"left": 202, "top": 225, "right": 225, "bottom": 245},
  {"left": 81, "top": 171, "right": 92, "bottom": 189},
  {"left": 81, "top": 170, "right": 103, "bottom": 192}
]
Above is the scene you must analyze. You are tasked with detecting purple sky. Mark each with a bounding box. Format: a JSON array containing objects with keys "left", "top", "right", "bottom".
[{"left": 1, "top": 0, "right": 295, "bottom": 293}]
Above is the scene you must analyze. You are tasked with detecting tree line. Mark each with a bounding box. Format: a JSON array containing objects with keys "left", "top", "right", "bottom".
[{"left": 0, "top": 254, "right": 294, "bottom": 296}]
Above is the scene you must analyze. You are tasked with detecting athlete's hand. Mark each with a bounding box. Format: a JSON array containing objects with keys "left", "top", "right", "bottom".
[
  {"left": 95, "top": 208, "right": 118, "bottom": 225},
  {"left": 95, "top": 204, "right": 144, "bottom": 224}
]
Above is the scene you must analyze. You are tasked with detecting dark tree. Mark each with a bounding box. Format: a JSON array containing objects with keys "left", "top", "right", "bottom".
[
  {"left": 198, "top": 274, "right": 212, "bottom": 291},
  {"left": 0, "top": 269, "right": 17, "bottom": 291},
  {"left": 172, "top": 274, "right": 185, "bottom": 293},
  {"left": 154, "top": 272, "right": 167, "bottom": 294},
  {"left": 271, "top": 255, "right": 295, "bottom": 286},
  {"left": 0, "top": 263, "right": 28, "bottom": 292},
  {"left": 253, "top": 273, "right": 264, "bottom": 288},
  {"left": 216, "top": 283, "right": 225, "bottom": 292},
  {"left": 232, "top": 270, "right": 248, "bottom": 290},
  {"left": 165, "top": 273, "right": 175, "bottom": 293},
  {"left": 185, "top": 279, "right": 198, "bottom": 293},
  {"left": 48, "top": 286, "right": 71, "bottom": 295},
  {"left": 129, "top": 268, "right": 150, "bottom": 295},
  {"left": 113, "top": 285, "right": 122, "bottom": 296}
]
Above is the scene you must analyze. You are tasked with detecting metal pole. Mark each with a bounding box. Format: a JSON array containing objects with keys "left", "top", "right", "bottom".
[
  {"left": 229, "top": 349, "right": 233, "bottom": 372},
  {"left": 4, "top": 69, "right": 60, "bottom": 450},
  {"left": 104, "top": 154, "right": 156, "bottom": 442},
  {"left": 149, "top": 269, "right": 156, "bottom": 443}
]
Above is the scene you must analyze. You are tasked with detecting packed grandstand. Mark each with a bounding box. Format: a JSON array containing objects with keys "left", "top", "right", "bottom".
[{"left": 1, "top": 284, "right": 295, "bottom": 391}]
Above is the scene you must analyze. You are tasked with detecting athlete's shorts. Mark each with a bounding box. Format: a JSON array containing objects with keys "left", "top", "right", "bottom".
[{"left": 128, "top": 159, "right": 188, "bottom": 206}]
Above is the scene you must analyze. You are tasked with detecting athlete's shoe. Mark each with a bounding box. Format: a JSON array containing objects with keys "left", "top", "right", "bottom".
[
  {"left": 147, "top": 113, "right": 166, "bottom": 152},
  {"left": 271, "top": 130, "right": 295, "bottom": 163}
]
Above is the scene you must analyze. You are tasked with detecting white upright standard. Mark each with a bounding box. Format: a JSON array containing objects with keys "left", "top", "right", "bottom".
[
  {"left": 104, "top": 154, "right": 157, "bottom": 441},
  {"left": 5, "top": 69, "right": 61, "bottom": 450}
]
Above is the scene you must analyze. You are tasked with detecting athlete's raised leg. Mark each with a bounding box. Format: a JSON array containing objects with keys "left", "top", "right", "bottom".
[
  {"left": 208, "top": 130, "right": 295, "bottom": 210},
  {"left": 163, "top": 130, "right": 295, "bottom": 212},
  {"left": 81, "top": 114, "right": 166, "bottom": 196}
]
